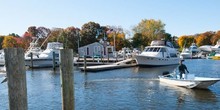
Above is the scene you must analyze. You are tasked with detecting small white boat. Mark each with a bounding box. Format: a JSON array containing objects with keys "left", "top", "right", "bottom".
[
  {"left": 25, "top": 42, "right": 63, "bottom": 68},
  {"left": 180, "top": 48, "right": 192, "bottom": 59},
  {"left": 135, "top": 40, "right": 180, "bottom": 66},
  {"left": 159, "top": 72, "right": 220, "bottom": 89}
]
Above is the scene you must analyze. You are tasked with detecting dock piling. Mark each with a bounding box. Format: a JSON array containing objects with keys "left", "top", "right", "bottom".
[
  {"left": 60, "top": 49, "right": 74, "bottom": 110},
  {"left": 30, "top": 52, "right": 33, "bottom": 68},
  {"left": 52, "top": 51, "right": 56, "bottom": 70},
  {"left": 4, "top": 48, "right": 27, "bottom": 110},
  {"left": 84, "top": 56, "right": 87, "bottom": 72}
]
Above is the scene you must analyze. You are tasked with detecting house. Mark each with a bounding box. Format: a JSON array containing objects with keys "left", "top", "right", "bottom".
[{"left": 78, "top": 42, "right": 114, "bottom": 58}]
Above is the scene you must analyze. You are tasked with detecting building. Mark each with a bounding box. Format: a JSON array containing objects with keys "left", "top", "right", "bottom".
[{"left": 78, "top": 42, "right": 114, "bottom": 58}]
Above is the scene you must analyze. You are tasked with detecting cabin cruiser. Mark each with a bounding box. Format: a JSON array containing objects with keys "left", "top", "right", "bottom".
[
  {"left": 189, "top": 43, "right": 200, "bottom": 58},
  {"left": 135, "top": 40, "right": 180, "bottom": 66},
  {"left": 25, "top": 42, "right": 63, "bottom": 68},
  {"left": 24, "top": 37, "right": 43, "bottom": 58},
  {"left": 180, "top": 48, "right": 192, "bottom": 59}
]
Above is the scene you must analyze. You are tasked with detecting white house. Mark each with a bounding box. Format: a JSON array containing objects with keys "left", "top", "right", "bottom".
[{"left": 78, "top": 42, "right": 114, "bottom": 58}]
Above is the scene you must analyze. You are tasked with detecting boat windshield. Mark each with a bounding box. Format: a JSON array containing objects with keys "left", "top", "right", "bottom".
[{"left": 145, "top": 47, "right": 161, "bottom": 52}]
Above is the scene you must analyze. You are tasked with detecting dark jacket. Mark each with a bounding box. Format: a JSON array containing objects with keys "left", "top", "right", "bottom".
[{"left": 179, "top": 64, "right": 188, "bottom": 73}]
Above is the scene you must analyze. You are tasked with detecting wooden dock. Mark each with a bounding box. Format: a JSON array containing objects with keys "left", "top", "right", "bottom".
[{"left": 79, "top": 58, "right": 137, "bottom": 72}]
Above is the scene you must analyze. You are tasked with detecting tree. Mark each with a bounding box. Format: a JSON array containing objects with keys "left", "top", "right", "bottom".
[
  {"left": 132, "top": 33, "right": 144, "bottom": 49},
  {"left": 211, "top": 30, "right": 220, "bottom": 45},
  {"left": 0, "top": 36, "right": 4, "bottom": 49},
  {"left": 2, "top": 36, "right": 18, "bottom": 48},
  {"left": 132, "top": 19, "right": 166, "bottom": 46},
  {"left": 80, "top": 21, "right": 100, "bottom": 46},
  {"left": 65, "top": 27, "right": 81, "bottom": 52},
  {"left": 178, "top": 35, "right": 195, "bottom": 49},
  {"left": 195, "top": 31, "right": 214, "bottom": 46},
  {"left": 106, "top": 26, "right": 125, "bottom": 51}
]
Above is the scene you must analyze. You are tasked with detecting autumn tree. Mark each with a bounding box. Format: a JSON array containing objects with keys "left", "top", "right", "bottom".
[
  {"left": 132, "top": 19, "right": 166, "bottom": 46},
  {"left": 2, "top": 36, "right": 18, "bottom": 48},
  {"left": 211, "top": 30, "right": 220, "bottom": 45},
  {"left": 106, "top": 26, "right": 125, "bottom": 51},
  {"left": 178, "top": 35, "right": 195, "bottom": 50}
]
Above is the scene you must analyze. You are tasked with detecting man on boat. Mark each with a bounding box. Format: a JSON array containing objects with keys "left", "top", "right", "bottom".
[{"left": 178, "top": 59, "right": 189, "bottom": 79}]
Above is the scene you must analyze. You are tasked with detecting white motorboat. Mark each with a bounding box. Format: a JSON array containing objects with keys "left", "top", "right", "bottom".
[
  {"left": 198, "top": 45, "right": 212, "bottom": 52},
  {"left": 180, "top": 48, "right": 192, "bottom": 59},
  {"left": 25, "top": 42, "right": 63, "bottom": 68},
  {"left": 189, "top": 43, "right": 200, "bottom": 58},
  {"left": 24, "top": 37, "right": 43, "bottom": 58},
  {"left": 159, "top": 72, "right": 220, "bottom": 89},
  {"left": 135, "top": 40, "right": 180, "bottom": 66},
  {"left": 211, "top": 39, "right": 220, "bottom": 51}
]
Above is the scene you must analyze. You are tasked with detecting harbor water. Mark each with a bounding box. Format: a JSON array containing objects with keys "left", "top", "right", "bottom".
[{"left": 0, "top": 59, "right": 220, "bottom": 110}]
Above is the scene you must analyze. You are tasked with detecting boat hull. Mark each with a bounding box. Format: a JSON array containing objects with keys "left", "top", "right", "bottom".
[
  {"left": 135, "top": 55, "right": 180, "bottom": 66},
  {"left": 159, "top": 76, "right": 220, "bottom": 89},
  {"left": 25, "top": 58, "right": 59, "bottom": 68}
]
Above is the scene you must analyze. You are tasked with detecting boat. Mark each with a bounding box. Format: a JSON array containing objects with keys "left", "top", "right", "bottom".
[
  {"left": 189, "top": 43, "right": 200, "bottom": 58},
  {"left": 135, "top": 40, "right": 180, "bottom": 66},
  {"left": 198, "top": 45, "right": 212, "bottom": 52},
  {"left": 212, "top": 52, "right": 220, "bottom": 60},
  {"left": 25, "top": 42, "right": 63, "bottom": 68},
  {"left": 159, "top": 72, "right": 220, "bottom": 89},
  {"left": 180, "top": 48, "right": 192, "bottom": 59},
  {"left": 211, "top": 39, "right": 220, "bottom": 51},
  {"left": 24, "top": 37, "right": 43, "bottom": 58}
]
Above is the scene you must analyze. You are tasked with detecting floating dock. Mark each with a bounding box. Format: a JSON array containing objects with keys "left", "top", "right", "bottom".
[{"left": 79, "top": 58, "right": 137, "bottom": 72}]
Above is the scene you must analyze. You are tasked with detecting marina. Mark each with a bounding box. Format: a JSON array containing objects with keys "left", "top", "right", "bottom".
[{"left": 0, "top": 59, "right": 220, "bottom": 110}]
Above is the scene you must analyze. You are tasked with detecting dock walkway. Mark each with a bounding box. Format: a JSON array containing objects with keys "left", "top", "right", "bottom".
[{"left": 79, "top": 59, "right": 137, "bottom": 72}]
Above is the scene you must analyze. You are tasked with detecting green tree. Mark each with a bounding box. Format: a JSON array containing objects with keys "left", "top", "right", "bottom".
[
  {"left": 80, "top": 21, "right": 100, "bottom": 46},
  {"left": 132, "top": 33, "right": 144, "bottom": 48}
]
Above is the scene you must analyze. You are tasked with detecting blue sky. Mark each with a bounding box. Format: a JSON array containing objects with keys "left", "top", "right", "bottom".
[{"left": 0, "top": 0, "right": 220, "bottom": 37}]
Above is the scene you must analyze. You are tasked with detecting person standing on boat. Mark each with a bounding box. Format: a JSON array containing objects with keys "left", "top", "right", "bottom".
[{"left": 178, "top": 60, "right": 189, "bottom": 79}]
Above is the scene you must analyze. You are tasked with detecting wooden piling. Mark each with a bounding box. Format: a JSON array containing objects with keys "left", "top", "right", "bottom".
[
  {"left": 4, "top": 48, "right": 27, "bottom": 110},
  {"left": 60, "top": 49, "right": 74, "bottom": 110},
  {"left": 52, "top": 51, "right": 56, "bottom": 70},
  {"left": 30, "top": 52, "right": 33, "bottom": 68},
  {"left": 84, "top": 56, "right": 87, "bottom": 72}
]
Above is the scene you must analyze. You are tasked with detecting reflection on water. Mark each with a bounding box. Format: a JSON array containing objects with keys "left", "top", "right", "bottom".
[
  {"left": 160, "top": 82, "right": 217, "bottom": 103},
  {"left": 0, "top": 59, "right": 220, "bottom": 110}
]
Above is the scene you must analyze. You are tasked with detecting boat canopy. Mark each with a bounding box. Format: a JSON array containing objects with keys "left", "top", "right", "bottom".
[{"left": 150, "top": 40, "right": 174, "bottom": 48}]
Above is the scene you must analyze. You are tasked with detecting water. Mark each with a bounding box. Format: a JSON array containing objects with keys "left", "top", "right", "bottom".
[{"left": 0, "top": 59, "right": 220, "bottom": 110}]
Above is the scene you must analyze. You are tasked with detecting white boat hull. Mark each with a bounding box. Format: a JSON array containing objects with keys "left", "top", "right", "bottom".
[
  {"left": 180, "top": 53, "right": 192, "bottom": 59},
  {"left": 136, "top": 55, "right": 180, "bottom": 66},
  {"left": 159, "top": 76, "right": 220, "bottom": 89},
  {"left": 25, "top": 58, "right": 59, "bottom": 68}
]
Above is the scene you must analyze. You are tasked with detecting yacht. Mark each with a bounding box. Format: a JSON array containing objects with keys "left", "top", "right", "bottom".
[
  {"left": 189, "top": 43, "right": 200, "bottom": 58},
  {"left": 135, "top": 40, "right": 180, "bottom": 66},
  {"left": 24, "top": 37, "right": 43, "bottom": 58},
  {"left": 180, "top": 48, "right": 192, "bottom": 59},
  {"left": 25, "top": 42, "right": 63, "bottom": 68}
]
